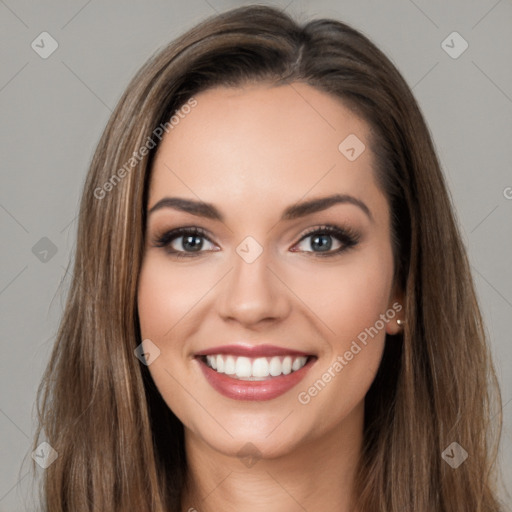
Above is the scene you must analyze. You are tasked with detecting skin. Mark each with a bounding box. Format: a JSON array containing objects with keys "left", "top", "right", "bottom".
[{"left": 137, "top": 82, "right": 404, "bottom": 512}]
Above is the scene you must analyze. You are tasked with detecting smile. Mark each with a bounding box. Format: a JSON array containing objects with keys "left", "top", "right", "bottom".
[
  {"left": 194, "top": 344, "right": 317, "bottom": 401},
  {"left": 203, "top": 354, "right": 309, "bottom": 380}
]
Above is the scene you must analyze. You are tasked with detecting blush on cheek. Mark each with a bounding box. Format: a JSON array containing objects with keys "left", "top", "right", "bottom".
[{"left": 137, "top": 259, "right": 205, "bottom": 339}]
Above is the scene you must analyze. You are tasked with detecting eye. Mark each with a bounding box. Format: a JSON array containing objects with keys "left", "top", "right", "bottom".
[
  {"left": 292, "top": 224, "right": 360, "bottom": 257},
  {"left": 152, "top": 226, "right": 216, "bottom": 258},
  {"left": 152, "top": 224, "right": 360, "bottom": 259}
]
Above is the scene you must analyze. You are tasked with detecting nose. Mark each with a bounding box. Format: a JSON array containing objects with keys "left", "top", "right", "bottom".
[{"left": 215, "top": 243, "right": 291, "bottom": 328}]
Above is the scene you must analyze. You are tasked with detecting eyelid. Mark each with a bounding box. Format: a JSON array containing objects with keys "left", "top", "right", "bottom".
[{"left": 296, "top": 223, "right": 360, "bottom": 242}]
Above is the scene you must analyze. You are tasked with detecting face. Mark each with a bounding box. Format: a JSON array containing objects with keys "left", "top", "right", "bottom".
[{"left": 137, "top": 82, "right": 402, "bottom": 460}]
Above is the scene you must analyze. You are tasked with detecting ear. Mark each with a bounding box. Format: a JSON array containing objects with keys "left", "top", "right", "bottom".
[{"left": 385, "top": 282, "right": 405, "bottom": 336}]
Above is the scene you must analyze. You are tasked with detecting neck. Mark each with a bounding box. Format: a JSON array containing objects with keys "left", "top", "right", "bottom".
[{"left": 180, "top": 402, "right": 364, "bottom": 512}]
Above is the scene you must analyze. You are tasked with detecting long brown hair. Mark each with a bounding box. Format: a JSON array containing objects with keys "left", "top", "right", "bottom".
[{"left": 33, "top": 5, "right": 506, "bottom": 511}]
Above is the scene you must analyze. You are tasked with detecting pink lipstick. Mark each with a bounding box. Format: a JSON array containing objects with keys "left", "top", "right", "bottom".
[{"left": 195, "top": 344, "right": 316, "bottom": 401}]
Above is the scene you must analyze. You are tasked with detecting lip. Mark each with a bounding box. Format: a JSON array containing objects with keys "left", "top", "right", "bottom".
[
  {"left": 195, "top": 343, "right": 312, "bottom": 358},
  {"left": 195, "top": 354, "right": 317, "bottom": 401}
]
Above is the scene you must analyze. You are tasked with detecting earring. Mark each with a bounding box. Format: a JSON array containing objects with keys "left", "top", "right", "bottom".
[{"left": 397, "top": 318, "right": 406, "bottom": 326}]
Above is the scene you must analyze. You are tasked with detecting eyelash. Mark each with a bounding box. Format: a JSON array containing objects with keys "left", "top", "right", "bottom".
[{"left": 151, "top": 224, "right": 360, "bottom": 259}]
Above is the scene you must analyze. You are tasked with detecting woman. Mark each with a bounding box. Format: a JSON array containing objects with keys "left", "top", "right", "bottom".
[{"left": 34, "top": 5, "right": 505, "bottom": 511}]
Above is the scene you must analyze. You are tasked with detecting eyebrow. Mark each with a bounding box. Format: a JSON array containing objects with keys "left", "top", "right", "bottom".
[{"left": 147, "top": 193, "right": 373, "bottom": 223}]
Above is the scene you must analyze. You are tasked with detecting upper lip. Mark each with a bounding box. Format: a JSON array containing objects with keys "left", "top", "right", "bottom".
[{"left": 195, "top": 343, "right": 313, "bottom": 358}]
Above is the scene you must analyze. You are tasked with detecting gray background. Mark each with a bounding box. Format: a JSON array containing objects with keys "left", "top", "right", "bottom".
[{"left": 1, "top": 0, "right": 511, "bottom": 510}]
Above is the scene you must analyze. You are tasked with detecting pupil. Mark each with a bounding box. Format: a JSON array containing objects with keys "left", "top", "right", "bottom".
[
  {"left": 312, "top": 234, "right": 331, "bottom": 252},
  {"left": 183, "top": 235, "right": 202, "bottom": 251}
]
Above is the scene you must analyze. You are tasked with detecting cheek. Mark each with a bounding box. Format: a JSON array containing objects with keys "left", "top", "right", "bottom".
[
  {"left": 137, "top": 254, "right": 211, "bottom": 341},
  {"left": 136, "top": 256, "right": 205, "bottom": 422},
  {"left": 295, "top": 250, "right": 395, "bottom": 416},
  {"left": 335, "top": 267, "right": 391, "bottom": 340},
  {"left": 292, "top": 250, "right": 394, "bottom": 347},
  {"left": 136, "top": 254, "right": 224, "bottom": 419},
  {"left": 295, "top": 249, "right": 394, "bottom": 396}
]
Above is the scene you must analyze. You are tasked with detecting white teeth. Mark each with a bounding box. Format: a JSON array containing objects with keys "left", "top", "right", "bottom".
[
  {"left": 292, "top": 357, "right": 304, "bottom": 371},
  {"left": 282, "top": 356, "right": 292, "bottom": 375},
  {"left": 216, "top": 355, "right": 224, "bottom": 373},
  {"left": 252, "top": 357, "right": 269, "bottom": 378},
  {"left": 235, "top": 356, "right": 252, "bottom": 377},
  {"left": 269, "top": 356, "right": 282, "bottom": 376},
  {"left": 225, "top": 355, "right": 236, "bottom": 375},
  {"left": 203, "top": 354, "right": 309, "bottom": 380}
]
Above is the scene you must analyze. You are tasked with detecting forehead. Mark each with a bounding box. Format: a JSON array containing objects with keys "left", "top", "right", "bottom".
[{"left": 148, "top": 83, "right": 385, "bottom": 222}]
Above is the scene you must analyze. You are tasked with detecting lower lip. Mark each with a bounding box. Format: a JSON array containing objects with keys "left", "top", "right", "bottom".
[{"left": 196, "top": 357, "right": 316, "bottom": 401}]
